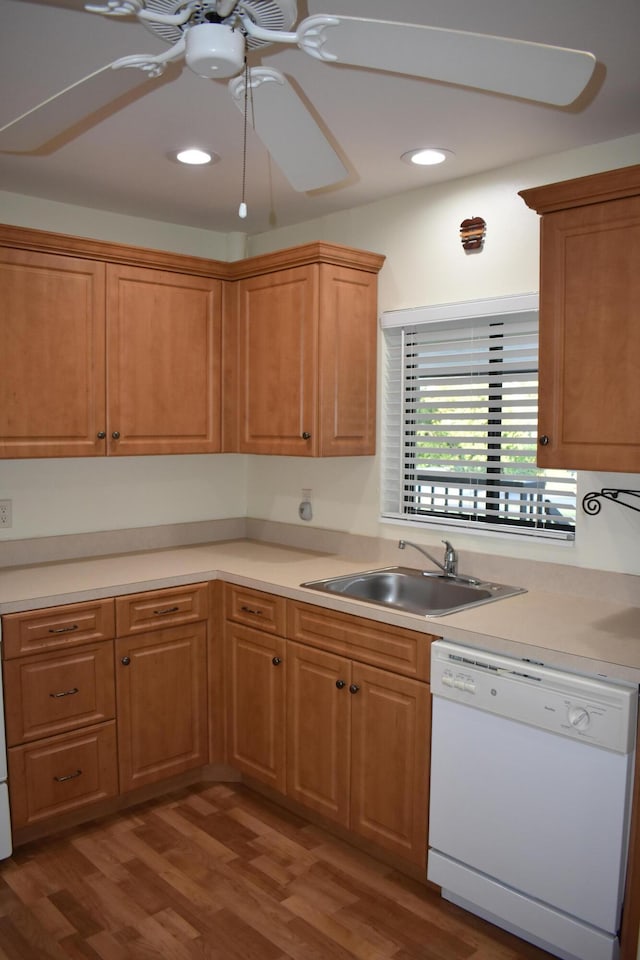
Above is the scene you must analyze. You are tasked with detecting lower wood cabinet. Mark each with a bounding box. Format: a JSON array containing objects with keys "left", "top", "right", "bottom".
[
  {"left": 2, "top": 583, "right": 210, "bottom": 839},
  {"left": 4, "top": 641, "right": 115, "bottom": 746},
  {"left": 287, "top": 640, "right": 431, "bottom": 866},
  {"left": 115, "top": 622, "right": 209, "bottom": 793},
  {"left": 223, "top": 584, "right": 433, "bottom": 868},
  {"left": 225, "top": 623, "right": 286, "bottom": 792},
  {"left": 8, "top": 721, "right": 118, "bottom": 829},
  {"left": 286, "top": 641, "right": 351, "bottom": 825}
]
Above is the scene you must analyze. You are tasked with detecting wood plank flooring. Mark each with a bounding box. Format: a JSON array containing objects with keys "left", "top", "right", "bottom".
[{"left": 0, "top": 782, "right": 555, "bottom": 960}]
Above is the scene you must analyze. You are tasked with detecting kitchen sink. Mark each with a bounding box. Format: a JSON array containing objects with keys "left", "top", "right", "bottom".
[{"left": 301, "top": 566, "right": 526, "bottom": 616}]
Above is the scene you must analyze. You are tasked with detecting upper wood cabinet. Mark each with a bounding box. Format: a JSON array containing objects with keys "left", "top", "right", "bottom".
[
  {"left": 226, "top": 244, "right": 385, "bottom": 456},
  {"left": 0, "top": 226, "right": 225, "bottom": 459},
  {"left": 106, "top": 264, "right": 221, "bottom": 456},
  {"left": 520, "top": 164, "right": 640, "bottom": 472},
  {"left": 0, "top": 248, "right": 106, "bottom": 458},
  {"left": 0, "top": 227, "right": 384, "bottom": 459}
]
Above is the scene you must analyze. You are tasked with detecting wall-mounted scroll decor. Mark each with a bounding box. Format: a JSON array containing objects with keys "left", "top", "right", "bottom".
[{"left": 582, "top": 489, "right": 640, "bottom": 515}]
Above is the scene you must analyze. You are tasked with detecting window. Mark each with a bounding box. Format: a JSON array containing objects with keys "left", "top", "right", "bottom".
[{"left": 381, "top": 294, "right": 575, "bottom": 539}]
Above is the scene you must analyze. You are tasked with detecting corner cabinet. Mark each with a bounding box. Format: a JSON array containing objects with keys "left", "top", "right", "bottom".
[
  {"left": 226, "top": 244, "right": 385, "bottom": 456},
  {"left": 520, "top": 164, "right": 640, "bottom": 472},
  {"left": 0, "top": 227, "right": 384, "bottom": 460}
]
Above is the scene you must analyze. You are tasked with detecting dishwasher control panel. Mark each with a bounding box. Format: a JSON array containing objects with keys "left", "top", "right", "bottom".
[{"left": 432, "top": 640, "right": 638, "bottom": 754}]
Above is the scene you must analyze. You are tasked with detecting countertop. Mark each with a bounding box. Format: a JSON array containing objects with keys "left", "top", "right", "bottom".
[{"left": 1, "top": 538, "right": 640, "bottom": 685}]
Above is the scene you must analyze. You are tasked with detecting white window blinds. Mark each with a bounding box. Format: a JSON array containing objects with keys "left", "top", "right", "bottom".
[{"left": 381, "top": 295, "right": 576, "bottom": 539}]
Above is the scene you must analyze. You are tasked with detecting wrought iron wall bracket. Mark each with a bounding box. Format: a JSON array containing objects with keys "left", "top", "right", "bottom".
[{"left": 582, "top": 489, "right": 640, "bottom": 515}]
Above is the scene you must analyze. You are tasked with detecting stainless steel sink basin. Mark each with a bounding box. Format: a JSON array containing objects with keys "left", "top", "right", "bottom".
[{"left": 301, "top": 566, "right": 526, "bottom": 616}]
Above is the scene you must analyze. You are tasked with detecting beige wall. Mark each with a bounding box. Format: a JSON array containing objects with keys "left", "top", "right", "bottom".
[
  {"left": 1, "top": 135, "right": 640, "bottom": 575},
  {"left": 245, "top": 133, "right": 640, "bottom": 576},
  {"left": 0, "top": 190, "right": 243, "bottom": 261}
]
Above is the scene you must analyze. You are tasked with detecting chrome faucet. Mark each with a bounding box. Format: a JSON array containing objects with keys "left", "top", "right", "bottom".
[{"left": 398, "top": 538, "right": 458, "bottom": 577}]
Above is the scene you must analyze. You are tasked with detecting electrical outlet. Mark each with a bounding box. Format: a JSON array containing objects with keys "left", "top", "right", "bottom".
[
  {"left": 298, "top": 488, "right": 313, "bottom": 522},
  {"left": 0, "top": 499, "right": 12, "bottom": 528}
]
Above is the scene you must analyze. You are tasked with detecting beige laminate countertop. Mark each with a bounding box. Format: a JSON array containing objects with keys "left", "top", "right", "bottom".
[{"left": 1, "top": 538, "right": 640, "bottom": 685}]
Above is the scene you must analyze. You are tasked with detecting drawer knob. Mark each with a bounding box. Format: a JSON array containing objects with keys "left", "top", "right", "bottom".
[
  {"left": 54, "top": 769, "right": 82, "bottom": 783},
  {"left": 302, "top": 432, "right": 311, "bottom": 440},
  {"left": 153, "top": 606, "right": 180, "bottom": 616},
  {"left": 336, "top": 679, "right": 346, "bottom": 689},
  {"left": 538, "top": 434, "right": 550, "bottom": 446},
  {"left": 272, "top": 656, "right": 282, "bottom": 666},
  {"left": 49, "top": 687, "right": 79, "bottom": 699},
  {"left": 97, "top": 431, "right": 106, "bottom": 439},
  {"left": 349, "top": 683, "right": 360, "bottom": 695},
  {"left": 48, "top": 624, "right": 79, "bottom": 635},
  {"left": 112, "top": 431, "right": 120, "bottom": 440},
  {"left": 121, "top": 656, "right": 131, "bottom": 666}
]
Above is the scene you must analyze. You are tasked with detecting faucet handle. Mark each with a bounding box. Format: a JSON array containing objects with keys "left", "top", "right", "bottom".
[{"left": 441, "top": 540, "right": 457, "bottom": 574}]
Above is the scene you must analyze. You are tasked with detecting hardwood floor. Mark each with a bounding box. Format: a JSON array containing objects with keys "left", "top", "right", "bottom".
[{"left": 0, "top": 782, "right": 555, "bottom": 960}]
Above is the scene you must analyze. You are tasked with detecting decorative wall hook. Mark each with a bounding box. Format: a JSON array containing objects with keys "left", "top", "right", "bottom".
[
  {"left": 582, "top": 489, "right": 640, "bottom": 515},
  {"left": 460, "top": 216, "right": 486, "bottom": 251}
]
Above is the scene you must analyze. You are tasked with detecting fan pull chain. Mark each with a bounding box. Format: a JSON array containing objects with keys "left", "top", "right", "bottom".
[{"left": 238, "top": 57, "right": 254, "bottom": 219}]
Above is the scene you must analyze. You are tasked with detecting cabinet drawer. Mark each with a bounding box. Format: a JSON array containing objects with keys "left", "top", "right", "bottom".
[
  {"left": 225, "top": 584, "right": 287, "bottom": 635},
  {"left": 288, "top": 601, "right": 433, "bottom": 681},
  {"left": 2, "top": 599, "right": 115, "bottom": 660},
  {"left": 115, "top": 582, "right": 208, "bottom": 636},
  {"left": 8, "top": 721, "right": 118, "bottom": 829},
  {"left": 3, "top": 642, "right": 115, "bottom": 747}
]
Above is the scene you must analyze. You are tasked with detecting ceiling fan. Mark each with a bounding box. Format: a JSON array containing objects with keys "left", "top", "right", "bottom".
[{"left": 1, "top": 0, "right": 596, "bottom": 194}]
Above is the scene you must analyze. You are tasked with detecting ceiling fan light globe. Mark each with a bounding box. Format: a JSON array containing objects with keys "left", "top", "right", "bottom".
[{"left": 185, "top": 23, "right": 245, "bottom": 79}]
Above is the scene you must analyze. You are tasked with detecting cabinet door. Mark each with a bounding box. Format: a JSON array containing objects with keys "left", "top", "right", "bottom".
[
  {"left": 0, "top": 249, "right": 106, "bottom": 458},
  {"left": 116, "top": 623, "right": 208, "bottom": 792},
  {"left": 286, "top": 640, "right": 351, "bottom": 826},
  {"left": 225, "top": 624, "right": 286, "bottom": 792},
  {"left": 106, "top": 264, "right": 222, "bottom": 455},
  {"left": 318, "top": 264, "right": 377, "bottom": 456},
  {"left": 350, "top": 664, "right": 430, "bottom": 867},
  {"left": 536, "top": 194, "right": 640, "bottom": 471},
  {"left": 236, "top": 266, "right": 318, "bottom": 455}
]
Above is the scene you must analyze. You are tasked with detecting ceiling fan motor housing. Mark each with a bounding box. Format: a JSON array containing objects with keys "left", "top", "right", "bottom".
[{"left": 185, "top": 23, "right": 245, "bottom": 77}]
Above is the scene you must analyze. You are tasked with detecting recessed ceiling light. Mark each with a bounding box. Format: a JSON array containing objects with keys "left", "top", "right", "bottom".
[
  {"left": 401, "top": 148, "right": 453, "bottom": 166},
  {"left": 174, "top": 148, "right": 218, "bottom": 165}
]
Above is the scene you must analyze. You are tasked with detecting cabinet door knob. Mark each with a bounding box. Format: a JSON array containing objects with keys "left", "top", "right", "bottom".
[
  {"left": 121, "top": 656, "right": 131, "bottom": 666},
  {"left": 112, "top": 431, "right": 121, "bottom": 440},
  {"left": 538, "top": 435, "right": 550, "bottom": 446},
  {"left": 349, "top": 683, "right": 360, "bottom": 694},
  {"left": 301, "top": 432, "right": 311, "bottom": 440},
  {"left": 335, "top": 679, "right": 346, "bottom": 689},
  {"left": 97, "top": 431, "right": 106, "bottom": 440},
  {"left": 272, "top": 656, "right": 282, "bottom": 666}
]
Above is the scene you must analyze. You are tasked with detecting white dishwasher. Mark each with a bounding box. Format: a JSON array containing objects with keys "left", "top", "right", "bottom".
[{"left": 428, "top": 639, "right": 638, "bottom": 960}]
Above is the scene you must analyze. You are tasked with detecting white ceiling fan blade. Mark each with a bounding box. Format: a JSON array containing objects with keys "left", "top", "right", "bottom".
[
  {"left": 229, "top": 67, "right": 348, "bottom": 192},
  {"left": 299, "top": 16, "right": 596, "bottom": 106},
  {"left": 0, "top": 62, "right": 155, "bottom": 152}
]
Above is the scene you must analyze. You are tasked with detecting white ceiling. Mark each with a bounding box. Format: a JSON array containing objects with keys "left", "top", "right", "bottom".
[{"left": 1, "top": 0, "right": 640, "bottom": 235}]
